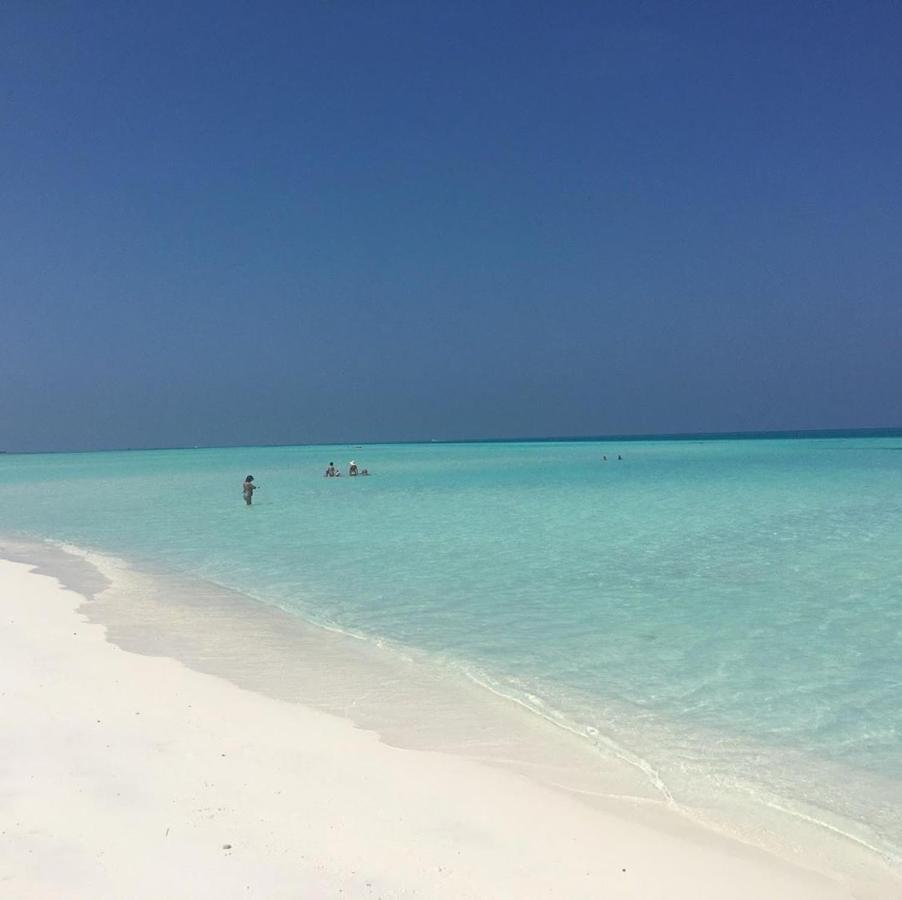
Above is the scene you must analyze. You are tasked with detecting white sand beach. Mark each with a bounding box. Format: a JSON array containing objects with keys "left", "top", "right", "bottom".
[{"left": 1, "top": 556, "right": 896, "bottom": 899}]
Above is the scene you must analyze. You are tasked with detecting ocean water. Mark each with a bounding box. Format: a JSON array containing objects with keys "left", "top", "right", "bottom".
[{"left": 2, "top": 436, "right": 902, "bottom": 864}]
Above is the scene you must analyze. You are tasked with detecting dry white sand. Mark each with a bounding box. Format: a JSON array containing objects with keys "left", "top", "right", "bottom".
[{"left": 0, "top": 558, "right": 891, "bottom": 899}]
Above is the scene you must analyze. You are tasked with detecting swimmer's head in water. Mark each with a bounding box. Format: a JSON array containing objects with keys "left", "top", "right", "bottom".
[{"left": 245, "top": 475, "right": 254, "bottom": 483}]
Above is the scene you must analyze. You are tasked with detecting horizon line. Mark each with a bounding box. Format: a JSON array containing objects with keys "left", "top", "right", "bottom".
[{"left": 4, "top": 425, "right": 902, "bottom": 457}]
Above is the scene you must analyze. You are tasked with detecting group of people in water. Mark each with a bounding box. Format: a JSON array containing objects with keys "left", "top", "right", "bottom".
[
  {"left": 244, "top": 452, "right": 619, "bottom": 504},
  {"left": 242, "top": 461, "right": 371, "bottom": 504},
  {"left": 324, "top": 460, "right": 369, "bottom": 477}
]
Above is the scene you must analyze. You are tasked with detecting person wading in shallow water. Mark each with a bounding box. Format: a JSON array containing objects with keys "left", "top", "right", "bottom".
[{"left": 242, "top": 475, "right": 257, "bottom": 505}]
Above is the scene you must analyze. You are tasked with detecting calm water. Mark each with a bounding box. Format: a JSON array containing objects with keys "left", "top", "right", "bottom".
[{"left": 3, "top": 437, "right": 902, "bottom": 858}]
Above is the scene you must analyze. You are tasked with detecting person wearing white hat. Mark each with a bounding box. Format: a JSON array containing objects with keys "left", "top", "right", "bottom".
[{"left": 348, "top": 461, "right": 359, "bottom": 476}]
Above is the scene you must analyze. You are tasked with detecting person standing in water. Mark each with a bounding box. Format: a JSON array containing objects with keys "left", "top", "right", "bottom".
[{"left": 242, "top": 475, "right": 257, "bottom": 505}]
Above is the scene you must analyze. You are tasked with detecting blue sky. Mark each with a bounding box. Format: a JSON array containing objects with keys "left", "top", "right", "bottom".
[{"left": 2, "top": 1, "right": 900, "bottom": 450}]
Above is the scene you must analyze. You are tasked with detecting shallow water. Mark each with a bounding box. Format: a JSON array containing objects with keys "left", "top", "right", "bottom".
[{"left": 3, "top": 436, "right": 902, "bottom": 862}]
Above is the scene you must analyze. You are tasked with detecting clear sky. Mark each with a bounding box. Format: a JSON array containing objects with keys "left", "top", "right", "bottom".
[{"left": 2, "top": 1, "right": 900, "bottom": 451}]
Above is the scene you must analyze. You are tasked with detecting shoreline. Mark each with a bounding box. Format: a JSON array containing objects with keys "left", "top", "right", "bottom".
[
  {"left": 13, "top": 534, "right": 902, "bottom": 868},
  {"left": 2, "top": 540, "right": 900, "bottom": 897}
]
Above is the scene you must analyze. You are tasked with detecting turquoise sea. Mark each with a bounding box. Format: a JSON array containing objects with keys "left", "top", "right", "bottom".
[{"left": 3, "top": 435, "right": 902, "bottom": 865}]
